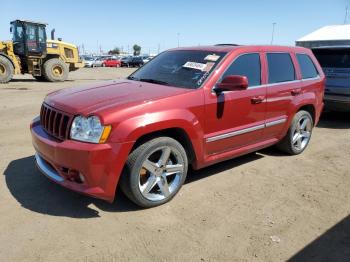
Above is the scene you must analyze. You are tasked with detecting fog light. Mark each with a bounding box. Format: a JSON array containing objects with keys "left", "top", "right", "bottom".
[{"left": 67, "top": 169, "right": 85, "bottom": 183}]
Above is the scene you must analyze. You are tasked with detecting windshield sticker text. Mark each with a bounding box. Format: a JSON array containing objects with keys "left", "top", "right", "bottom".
[{"left": 183, "top": 62, "right": 207, "bottom": 71}]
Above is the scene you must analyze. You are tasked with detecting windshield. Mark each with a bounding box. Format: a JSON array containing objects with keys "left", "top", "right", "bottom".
[
  {"left": 128, "top": 50, "right": 226, "bottom": 89},
  {"left": 313, "top": 49, "right": 350, "bottom": 68}
]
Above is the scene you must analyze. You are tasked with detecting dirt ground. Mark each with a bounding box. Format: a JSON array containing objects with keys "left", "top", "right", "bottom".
[{"left": 0, "top": 68, "right": 349, "bottom": 262}]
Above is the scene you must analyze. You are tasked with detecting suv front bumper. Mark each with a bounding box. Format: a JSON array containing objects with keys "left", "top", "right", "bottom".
[{"left": 30, "top": 118, "right": 133, "bottom": 202}]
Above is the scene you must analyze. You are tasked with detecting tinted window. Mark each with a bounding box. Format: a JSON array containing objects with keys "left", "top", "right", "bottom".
[
  {"left": 221, "top": 53, "right": 261, "bottom": 87},
  {"left": 267, "top": 53, "right": 295, "bottom": 83},
  {"left": 296, "top": 54, "right": 318, "bottom": 79},
  {"left": 313, "top": 49, "right": 350, "bottom": 68}
]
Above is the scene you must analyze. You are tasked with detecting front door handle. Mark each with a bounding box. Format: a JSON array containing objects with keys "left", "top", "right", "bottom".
[
  {"left": 291, "top": 88, "right": 302, "bottom": 96},
  {"left": 251, "top": 96, "right": 265, "bottom": 104}
]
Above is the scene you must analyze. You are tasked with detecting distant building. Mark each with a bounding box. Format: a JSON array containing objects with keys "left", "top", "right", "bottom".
[{"left": 296, "top": 25, "right": 350, "bottom": 48}]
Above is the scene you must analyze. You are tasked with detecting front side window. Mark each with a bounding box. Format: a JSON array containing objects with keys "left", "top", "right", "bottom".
[
  {"left": 26, "top": 24, "right": 36, "bottom": 41},
  {"left": 267, "top": 53, "right": 295, "bottom": 84},
  {"left": 128, "top": 50, "right": 226, "bottom": 89},
  {"left": 221, "top": 53, "right": 261, "bottom": 87},
  {"left": 38, "top": 26, "right": 46, "bottom": 43},
  {"left": 296, "top": 54, "right": 318, "bottom": 79},
  {"left": 12, "top": 24, "right": 24, "bottom": 42}
]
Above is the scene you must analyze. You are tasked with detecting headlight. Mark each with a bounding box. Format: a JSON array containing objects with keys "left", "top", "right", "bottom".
[{"left": 70, "top": 115, "right": 111, "bottom": 143}]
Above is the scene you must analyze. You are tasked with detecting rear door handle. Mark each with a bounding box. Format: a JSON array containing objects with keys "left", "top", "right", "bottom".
[
  {"left": 251, "top": 96, "right": 265, "bottom": 104},
  {"left": 291, "top": 88, "right": 302, "bottom": 96}
]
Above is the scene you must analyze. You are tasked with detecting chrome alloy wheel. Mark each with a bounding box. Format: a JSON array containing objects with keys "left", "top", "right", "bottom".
[
  {"left": 138, "top": 146, "right": 184, "bottom": 201},
  {"left": 292, "top": 115, "right": 312, "bottom": 151}
]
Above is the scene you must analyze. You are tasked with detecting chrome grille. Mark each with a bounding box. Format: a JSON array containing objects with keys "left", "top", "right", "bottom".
[{"left": 40, "top": 103, "right": 72, "bottom": 140}]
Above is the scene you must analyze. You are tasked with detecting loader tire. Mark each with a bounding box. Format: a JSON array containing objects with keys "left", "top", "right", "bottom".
[
  {"left": 43, "top": 58, "right": 68, "bottom": 82},
  {"left": 0, "top": 56, "right": 14, "bottom": 84}
]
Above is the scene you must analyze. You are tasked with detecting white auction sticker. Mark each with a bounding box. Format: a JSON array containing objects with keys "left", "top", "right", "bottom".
[
  {"left": 204, "top": 54, "right": 220, "bottom": 62},
  {"left": 183, "top": 61, "right": 207, "bottom": 71}
]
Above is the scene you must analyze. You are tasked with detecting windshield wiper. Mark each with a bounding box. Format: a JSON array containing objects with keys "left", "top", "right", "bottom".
[{"left": 139, "top": 78, "right": 170, "bottom": 86}]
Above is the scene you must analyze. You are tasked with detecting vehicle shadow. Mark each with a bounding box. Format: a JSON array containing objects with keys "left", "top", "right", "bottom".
[
  {"left": 9, "top": 79, "right": 74, "bottom": 83},
  {"left": 3, "top": 153, "right": 263, "bottom": 218},
  {"left": 287, "top": 215, "right": 350, "bottom": 262},
  {"left": 186, "top": 152, "right": 263, "bottom": 183},
  {"left": 317, "top": 111, "right": 350, "bottom": 129},
  {"left": 3, "top": 156, "right": 139, "bottom": 218}
]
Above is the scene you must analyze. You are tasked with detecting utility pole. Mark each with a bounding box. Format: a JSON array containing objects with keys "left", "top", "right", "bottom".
[
  {"left": 345, "top": 6, "right": 349, "bottom": 24},
  {"left": 177, "top": 33, "right": 180, "bottom": 47},
  {"left": 270, "top": 22, "right": 276, "bottom": 45},
  {"left": 157, "top": 43, "right": 160, "bottom": 54}
]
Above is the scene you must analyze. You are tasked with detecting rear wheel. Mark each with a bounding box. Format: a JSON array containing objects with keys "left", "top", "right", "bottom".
[
  {"left": 277, "top": 110, "right": 313, "bottom": 155},
  {"left": 120, "top": 137, "right": 188, "bottom": 208},
  {"left": 0, "top": 56, "right": 14, "bottom": 84},
  {"left": 43, "top": 58, "right": 68, "bottom": 82}
]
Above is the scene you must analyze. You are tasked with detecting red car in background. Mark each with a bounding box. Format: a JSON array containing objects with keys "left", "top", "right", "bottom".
[{"left": 102, "top": 58, "right": 121, "bottom": 67}]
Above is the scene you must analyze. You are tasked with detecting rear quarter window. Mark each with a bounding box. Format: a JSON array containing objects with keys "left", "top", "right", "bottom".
[
  {"left": 296, "top": 54, "right": 318, "bottom": 79},
  {"left": 267, "top": 53, "right": 295, "bottom": 84}
]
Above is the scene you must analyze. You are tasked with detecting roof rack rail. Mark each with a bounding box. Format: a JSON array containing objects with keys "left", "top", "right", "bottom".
[{"left": 215, "top": 44, "right": 240, "bottom": 46}]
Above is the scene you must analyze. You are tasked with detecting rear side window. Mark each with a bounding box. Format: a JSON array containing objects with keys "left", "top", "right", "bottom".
[
  {"left": 222, "top": 53, "right": 261, "bottom": 87},
  {"left": 296, "top": 54, "right": 318, "bottom": 79},
  {"left": 267, "top": 53, "right": 295, "bottom": 83}
]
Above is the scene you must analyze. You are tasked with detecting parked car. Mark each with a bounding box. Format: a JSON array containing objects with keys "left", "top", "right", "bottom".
[
  {"left": 102, "top": 57, "right": 121, "bottom": 67},
  {"left": 31, "top": 45, "right": 325, "bottom": 207},
  {"left": 312, "top": 47, "right": 350, "bottom": 111},
  {"left": 91, "top": 57, "right": 105, "bottom": 67},
  {"left": 141, "top": 55, "right": 151, "bottom": 63},
  {"left": 121, "top": 56, "right": 144, "bottom": 67},
  {"left": 83, "top": 57, "right": 94, "bottom": 67}
]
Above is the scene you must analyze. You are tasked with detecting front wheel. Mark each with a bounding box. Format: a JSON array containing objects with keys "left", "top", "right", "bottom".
[
  {"left": 0, "top": 56, "right": 14, "bottom": 84},
  {"left": 277, "top": 110, "right": 313, "bottom": 155},
  {"left": 120, "top": 137, "right": 188, "bottom": 208},
  {"left": 43, "top": 58, "right": 68, "bottom": 82}
]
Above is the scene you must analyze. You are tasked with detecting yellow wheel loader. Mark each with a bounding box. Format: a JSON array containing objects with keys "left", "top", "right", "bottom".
[{"left": 0, "top": 20, "right": 83, "bottom": 83}]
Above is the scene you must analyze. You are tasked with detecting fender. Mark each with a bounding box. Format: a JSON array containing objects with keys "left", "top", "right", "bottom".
[{"left": 109, "top": 109, "right": 205, "bottom": 164}]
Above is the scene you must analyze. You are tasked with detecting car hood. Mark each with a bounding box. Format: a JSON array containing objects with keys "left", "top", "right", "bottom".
[{"left": 44, "top": 80, "right": 192, "bottom": 115}]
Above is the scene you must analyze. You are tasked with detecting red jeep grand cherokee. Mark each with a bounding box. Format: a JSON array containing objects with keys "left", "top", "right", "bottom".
[{"left": 31, "top": 45, "right": 325, "bottom": 207}]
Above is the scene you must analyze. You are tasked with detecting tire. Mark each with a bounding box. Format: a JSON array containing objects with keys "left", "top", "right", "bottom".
[
  {"left": 0, "top": 56, "right": 14, "bottom": 84},
  {"left": 120, "top": 137, "right": 188, "bottom": 208},
  {"left": 277, "top": 110, "right": 313, "bottom": 155},
  {"left": 42, "top": 58, "right": 68, "bottom": 82}
]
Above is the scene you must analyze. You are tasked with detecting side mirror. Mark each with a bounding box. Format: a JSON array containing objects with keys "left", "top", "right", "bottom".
[{"left": 215, "top": 75, "right": 248, "bottom": 93}]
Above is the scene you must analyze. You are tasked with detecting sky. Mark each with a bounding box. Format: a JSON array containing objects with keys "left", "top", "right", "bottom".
[{"left": 1, "top": 0, "right": 349, "bottom": 55}]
